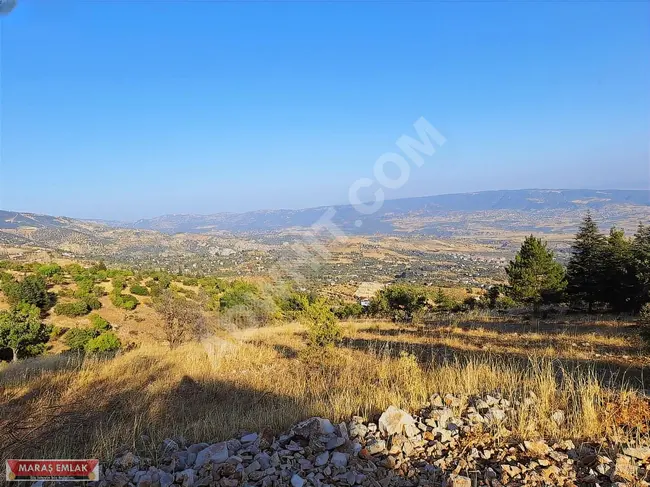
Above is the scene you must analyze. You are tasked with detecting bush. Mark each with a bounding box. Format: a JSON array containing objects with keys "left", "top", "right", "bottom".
[
  {"left": 334, "top": 302, "right": 364, "bottom": 320},
  {"left": 495, "top": 295, "right": 517, "bottom": 310},
  {"left": 3, "top": 275, "right": 52, "bottom": 310},
  {"left": 89, "top": 314, "right": 111, "bottom": 332},
  {"left": 81, "top": 295, "right": 102, "bottom": 310},
  {"left": 85, "top": 332, "right": 121, "bottom": 353},
  {"left": 301, "top": 299, "right": 341, "bottom": 348},
  {"left": 434, "top": 288, "right": 459, "bottom": 311},
  {"left": 220, "top": 281, "right": 259, "bottom": 310},
  {"left": 111, "top": 293, "right": 139, "bottom": 310},
  {"left": 370, "top": 285, "right": 427, "bottom": 322},
  {"left": 130, "top": 284, "right": 149, "bottom": 296},
  {"left": 37, "top": 263, "right": 63, "bottom": 278},
  {"left": 64, "top": 327, "right": 97, "bottom": 351},
  {"left": 54, "top": 301, "right": 91, "bottom": 317},
  {"left": 182, "top": 277, "right": 198, "bottom": 286}
]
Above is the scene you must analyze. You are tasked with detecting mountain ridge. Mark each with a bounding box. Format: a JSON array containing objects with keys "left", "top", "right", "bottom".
[{"left": 1, "top": 188, "right": 648, "bottom": 236}]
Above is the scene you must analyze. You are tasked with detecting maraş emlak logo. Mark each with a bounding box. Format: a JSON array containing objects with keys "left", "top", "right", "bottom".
[
  {"left": 6, "top": 460, "right": 99, "bottom": 482},
  {"left": 0, "top": 0, "right": 17, "bottom": 16}
]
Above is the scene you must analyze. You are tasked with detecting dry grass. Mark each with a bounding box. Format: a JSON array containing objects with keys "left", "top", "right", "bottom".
[{"left": 2, "top": 319, "right": 649, "bottom": 463}]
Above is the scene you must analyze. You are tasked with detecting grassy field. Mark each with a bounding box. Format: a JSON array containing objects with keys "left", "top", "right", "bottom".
[{"left": 1, "top": 316, "right": 649, "bottom": 463}]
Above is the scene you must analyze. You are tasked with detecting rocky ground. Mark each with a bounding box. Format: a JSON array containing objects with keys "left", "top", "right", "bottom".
[{"left": 96, "top": 393, "right": 649, "bottom": 487}]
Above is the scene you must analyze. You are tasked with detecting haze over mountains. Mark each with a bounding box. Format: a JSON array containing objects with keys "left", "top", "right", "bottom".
[{"left": 1, "top": 189, "right": 648, "bottom": 237}]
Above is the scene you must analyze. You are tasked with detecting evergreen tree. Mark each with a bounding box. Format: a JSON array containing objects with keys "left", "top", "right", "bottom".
[
  {"left": 632, "top": 224, "right": 650, "bottom": 312},
  {"left": 566, "top": 213, "right": 607, "bottom": 313},
  {"left": 506, "top": 235, "right": 566, "bottom": 313},
  {"left": 602, "top": 227, "right": 635, "bottom": 312}
]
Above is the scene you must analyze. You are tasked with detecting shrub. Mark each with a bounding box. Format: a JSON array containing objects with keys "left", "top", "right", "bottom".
[
  {"left": 182, "top": 277, "right": 198, "bottom": 286},
  {"left": 495, "top": 295, "right": 517, "bottom": 310},
  {"left": 301, "top": 299, "right": 341, "bottom": 348},
  {"left": 334, "top": 302, "right": 364, "bottom": 320},
  {"left": 54, "top": 301, "right": 91, "bottom": 317},
  {"left": 85, "top": 332, "right": 121, "bottom": 353},
  {"left": 89, "top": 314, "right": 111, "bottom": 332},
  {"left": 434, "top": 288, "right": 459, "bottom": 311},
  {"left": 220, "top": 281, "right": 259, "bottom": 310},
  {"left": 370, "top": 285, "right": 427, "bottom": 322},
  {"left": 130, "top": 284, "right": 149, "bottom": 296},
  {"left": 111, "top": 293, "right": 139, "bottom": 310},
  {"left": 81, "top": 295, "right": 102, "bottom": 310},
  {"left": 36, "top": 263, "right": 62, "bottom": 278},
  {"left": 3, "top": 275, "right": 53, "bottom": 310},
  {"left": 64, "top": 327, "right": 97, "bottom": 351}
]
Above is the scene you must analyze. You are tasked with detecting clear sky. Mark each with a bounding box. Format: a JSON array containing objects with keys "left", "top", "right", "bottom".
[{"left": 1, "top": 1, "right": 648, "bottom": 221}]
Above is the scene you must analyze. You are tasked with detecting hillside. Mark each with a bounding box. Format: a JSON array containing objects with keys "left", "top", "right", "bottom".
[
  {"left": 123, "top": 189, "right": 650, "bottom": 235},
  {"left": 3, "top": 189, "right": 648, "bottom": 237}
]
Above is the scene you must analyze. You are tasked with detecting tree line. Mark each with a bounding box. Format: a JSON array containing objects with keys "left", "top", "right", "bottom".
[{"left": 505, "top": 213, "right": 650, "bottom": 314}]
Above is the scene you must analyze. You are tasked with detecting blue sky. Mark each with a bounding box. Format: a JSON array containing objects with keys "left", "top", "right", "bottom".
[{"left": 1, "top": 1, "right": 648, "bottom": 221}]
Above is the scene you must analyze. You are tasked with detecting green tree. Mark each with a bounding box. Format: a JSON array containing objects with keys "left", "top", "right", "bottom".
[
  {"left": 0, "top": 303, "right": 52, "bottom": 361},
  {"left": 3, "top": 275, "right": 52, "bottom": 310},
  {"left": 371, "top": 285, "right": 427, "bottom": 322},
  {"left": 566, "top": 213, "right": 607, "bottom": 313},
  {"left": 506, "top": 235, "right": 566, "bottom": 313},
  {"left": 602, "top": 227, "right": 635, "bottom": 312},
  {"left": 632, "top": 224, "right": 650, "bottom": 312},
  {"left": 301, "top": 298, "right": 341, "bottom": 348}
]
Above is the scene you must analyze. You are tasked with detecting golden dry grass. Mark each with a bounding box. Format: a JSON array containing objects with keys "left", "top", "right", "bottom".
[{"left": 1, "top": 320, "right": 649, "bottom": 464}]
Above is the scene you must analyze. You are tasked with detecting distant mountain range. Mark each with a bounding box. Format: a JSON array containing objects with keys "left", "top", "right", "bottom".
[{"left": 1, "top": 189, "right": 649, "bottom": 237}]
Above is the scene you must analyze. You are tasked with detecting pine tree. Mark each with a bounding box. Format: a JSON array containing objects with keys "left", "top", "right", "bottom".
[
  {"left": 632, "top": 223, "right": 650, "bottom": 312},
  {"left": 506, "top": 235, "right": 566, "bottom": 313},
  {"left": 602, "top": 227, "right": 635, "bottom": 312},
  {"left": 566, "top": 213, "right": 607, "bottom": 313}
]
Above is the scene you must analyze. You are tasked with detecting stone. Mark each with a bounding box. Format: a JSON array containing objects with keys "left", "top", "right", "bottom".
[
  {"left": 623, "top": 447, "right": 650, "bottom": 462},
  {"left": 290, "top": 474, "right": 305, "bottom": 487},
  {"left": 330, "top": 452, "right": 348, "bottom": 468},
  {"left": 551, "top": 410, "right": 566, "bottom": 425},
  {"left": 326, "top": 436, "right": 346, "bottom": 450},
  {"left": 349, "top": 422, "right": 368, "bottom": 439},
  {"left": 365, "top": 439, "right": 387, "bottom": 455},
  {"left": 159, "top": 471, "right": 174, "bottom": 487},
  {"left": 378, "top": 406, "right": 416, "bottom": 436},
  {"left": 524, "top": 440, "right": 550, "bottom": 457},
  {"left": 315, "top": 451, "right": 330, "bottom": 467},
  {"left": 244, "top": 460, "right": 261, "bottom": 473},
  {"left": 177, "top": 469, "right": 196, "bottom": 487},
  {"left": 241, "top": 433, "right": 258, "bottom": 444},
  {"left": 194, "top": 443, "right": 229, "bottom": 469},
  {"left": 446, "top": 474, "right": 472, "bottom": 487},
  {"left": 114, "top": 452, "right": 140, "bottom": 469},
  {"left": 610, "top": 455, "right": 637, "bottom": 483}
]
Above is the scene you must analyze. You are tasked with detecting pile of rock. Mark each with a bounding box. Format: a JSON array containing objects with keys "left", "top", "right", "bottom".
[{"left": 101, "top": 393, "right": 649, "bottom": 487}]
